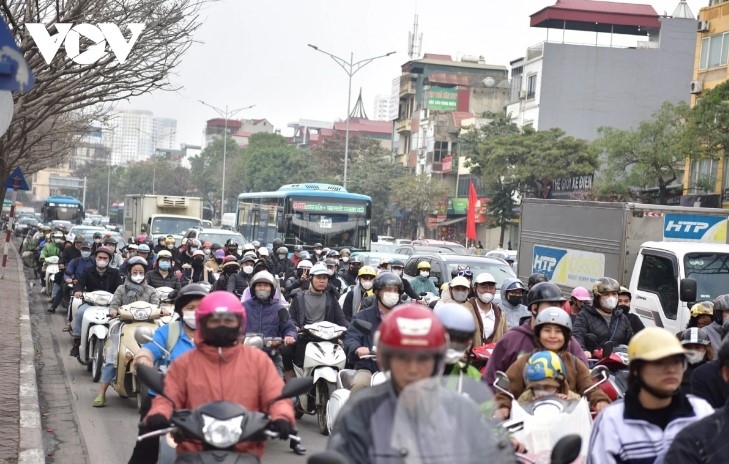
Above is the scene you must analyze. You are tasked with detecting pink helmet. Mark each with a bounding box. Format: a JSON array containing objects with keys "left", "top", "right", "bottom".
[
  {"left": 570, "top": 287, "right": 591, "bottom": 301},
  {"left": 195, "top": 291, "right": 247, "bottom": 334}
]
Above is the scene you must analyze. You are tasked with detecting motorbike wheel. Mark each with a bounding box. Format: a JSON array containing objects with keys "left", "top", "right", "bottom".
[
  {"left": 91, "top": 337, "right": 104, "bottom": 383},
  {"left": 316, "top": 380, "right": 336, "bottom": 436},
  {"left": 295, "top": 409, "right": 304, "bottom": 420},
  {"left": 85, "top": 337, "right": 96, "bottom": 372},
  {"left": 137, "top": 385, "right": 148, "bottom": 412}
]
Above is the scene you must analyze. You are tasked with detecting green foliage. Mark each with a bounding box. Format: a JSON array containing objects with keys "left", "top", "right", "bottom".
[
  {"left": 71, "top": 162, "right": 123, "bottom": 215},
  {"left": 188, "top": 135, "right": 244, "bottom": 218},
  {"left": 690, "top": 80, "right": 729, "bottom": 159},
  {"left": 389, "top": 174, "right": 448, "bottom": 237},
  {"left": 240, "top": 133, "right": 318, "bottom": 192},
  {"left": 347, "top": 158, "right": 405, "bottom": 232},
  {"left": 310, "top": 133, "right": 392, "bottom": 183}
]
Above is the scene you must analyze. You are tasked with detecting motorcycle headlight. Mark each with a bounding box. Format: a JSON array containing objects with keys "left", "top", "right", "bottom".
[
  {"left": 319, "top": 327, "right": 334, "bottom": 339},
  {"left": 202, "top": 414, "right": 243, "bottom": 449},
  {"left": 132, "top": 307, "right": 152, "bottom": 320}
]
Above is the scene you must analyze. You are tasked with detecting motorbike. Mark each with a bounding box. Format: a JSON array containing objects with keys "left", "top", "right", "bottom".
[
  {"left": 325, "top": 356, "right": 387, "bottom": 434},
  {"left": 293, "top": 320, "right": 348, "bottom": 435},
  {"left": 155, "top": 286, "right": 176, "bottom": 317},
  {"left": 43, "top": 255, "right": 60, "bottom": 297},
  {"left": 71, "top": 290, "right": 114, "bottom": 381},
  {"left": 311, "top": 377, "right": 584, "bottom": 464},
  {"left": 494, "top": 366, "right": 609, "bottom": 462},
  {"left": 585, "top": 335, "right": 629, "bottom": 401},
  {"left": 469, "top": 342, "right": 496, "bottom": 375},
  {"left": 135, "top": 364, "right": 313, "bottom": 464}
]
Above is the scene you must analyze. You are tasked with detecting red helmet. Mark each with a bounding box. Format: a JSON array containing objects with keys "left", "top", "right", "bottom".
[
  {"left": 203, "top": 241, "right": 212, "bottom": 248},
  {"left": 376, "top": 304, "right": 447, "bottom": 372},
  {"left": 195, "top": 291, "right": 247, "bottom": 334},
  {"left": 136, "top": 234, "right": 147, "bottom": 244}
]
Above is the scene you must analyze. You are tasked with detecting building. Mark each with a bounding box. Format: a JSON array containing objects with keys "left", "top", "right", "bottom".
[
  {"left": 287, "top": 119, "right": 335, "bottom": 147},
  {"left": 505, "top": 0, "right": 697, "bottom": 141},
  {"left": 179, "top": 144, "right": 203, "bottom": 169},
  {"left": 372, "top": 94, "right": 393, "bottom": 121},
  {"left": 104, "top": 110, "right": 179, "bottom": 165},
  {"left": 204, "top": 118, "right": 275, "bottom": 148},
  {"left": 153, "top": 117, "right": 178, "bottom": 152}
]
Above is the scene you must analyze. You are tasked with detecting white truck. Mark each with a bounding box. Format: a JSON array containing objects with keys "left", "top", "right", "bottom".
[
  {"left": 516, "top": 198, "right": 729, "bottom": 334},
  {"left": 123, "top": 195, "right": 203, "bottom": 245}
]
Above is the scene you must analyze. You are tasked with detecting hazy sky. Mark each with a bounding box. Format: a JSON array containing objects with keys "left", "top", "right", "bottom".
[{"left": 120, "top": 0, "right": 705, "bottom": 147}]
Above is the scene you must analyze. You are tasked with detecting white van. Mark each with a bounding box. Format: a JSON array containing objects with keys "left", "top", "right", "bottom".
[{"left": 221, "top": 213, "right": 236, "bottom": 230}]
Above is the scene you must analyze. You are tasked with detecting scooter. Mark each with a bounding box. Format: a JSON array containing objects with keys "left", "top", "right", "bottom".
[
  {"left": 43, "top": 255, "right": 60, "bottom": 297},
  {"left": 154, "top": 286, "right": 176, "bottom": 317},
  {"left": 135, "top": 364, "right": 313, "bottom": 463},
  {"left": 469, "top": 342, "right": 496, "bottom": 375},
  {"left": 293, "top": 320, "right": 347, "bottom": 435},
  {"left": 585, "top": 335, "right": 629, "bottom": 401},
  {"left": 73, "top": 290, "right": 114, "bottom": 381}
]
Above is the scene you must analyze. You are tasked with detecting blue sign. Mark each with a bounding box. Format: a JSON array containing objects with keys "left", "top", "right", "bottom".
[
  {"left": 663, "top": 214, "right": 728, "bottom": 242},
  {"left": 5, "top": 167, "right": 29, "bottom": 191},
  {"left": 0, "top": 16, "right": 35, "bottom": 92},
  {"left": 532, "top": 245, "right": 567, "bottom": 281}
]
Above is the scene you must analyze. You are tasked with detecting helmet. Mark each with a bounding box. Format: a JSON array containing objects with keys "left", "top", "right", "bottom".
[
  {"left": 690, "top": 301, "right": 714, "bottom": 319},
  {"left": 310, "top": 263, "right": 329, "bottom": 276},
  {"left": 73, "top": 235, "right": 84, "bottom": 244},
  {"left": 272, "top": 239, "right": 284, "bottom": 249},
  {"left": 474, "top": 273, "right": 496, "bottom": 285},
  {"left": 127, "top": 244, "right": 139, "bottom": 251},
  {"left": 258, "top": 247, "right": 269, "bottom": 257},
  {"left": 373, "top": 272, "right": 404, "bottom": 293},
  {"left": 165, "top": 236, "right": 176, "bottom": 245},
  {"left": 618, "top": 286, "right": 631, "bottom": 299},
  {"left": 449, "top": 276, "right": 470, "bottom": 288},
  {"left": 192, "top": 250, "right": 205, "bottom": 258},
  {"left": 241, "top": 252, "right": 257, "bottom": 263},
  {"left": 250, "top": 270, "right": 276, "bottom": 288},
  {"left": 628, "top": 327, "right": 686, "bottom": 363},
  {"left": 570, "top": 287, "right": 591, "bottom": 301},
  {"left": 349, "top": 255, "right": 362, "bottom": 265},
  {"left": 390, "top": 259, "right": 405, "bottom": 268},
  {"left": 327, "top": 249, "right": 340, "bottom": 258},
  {"left": 93, "top": 231, "right": 103, "bottom": 239},
  {"left": 358, "top": 266, "right": 377, "bottom": 277},
  {"left": 534, "top": 306, "right": 573, "bottom": 342},
  {"left": 225, "top": 239, "right": 239, "bottom": 248},
  {"left": 222, "top": 255, "right": 240, "bottom": 269},
  {"left": 202, "top": 241, "right": 212, "bottom": 249},
  {"left": 680, "top": 327, "right": 710, "bottom": 346},
  {"left": 340, "top": 248, "right": 351, "bottom": 256},
  {"left": 126, "top": 256, "right": 148, "bottom": 272},
  {"left": 173, "top": 283, "right": 209, "bottom": 315},
  {"left": 276, "top": 247, "right": 288, "bottom": 255},
  {"left": 502, "top": 278, "right": 525, "bottom": 292},
  {"left": 214, "top": 249, "right": 225, "bottom": 259},
  {"left": 314, "top": 242, "right": 323, "bottom": 248},
  {"left": 195, "top": 292, "right": 247, "bottom": 335},
  {"left": 136, "top": 234, "right": 147, "bottom": 244},
  {"left": 137, "top": 244, "right": 150, "bottom": 253},
  {"left": 527, "top": 273, "right": 548, "bottom": 288},
  {"left": 527, "top": 282, "right": 566, "bottom": 307},
  {"left": 524, "top": 351, "right": 566, "bottom": 383},
  {"left": 299, "top": 251, "right": 311, "bottom": 260},
  {"left": 157, "top": 250, "right": 173, "bottom": 259},
  {"left": 433, "top": 303, "right": 476, "bottom": 338},
  {"left": 251, "top": 240, "right": 261, "bottom": 248},
  {"left": 713, "top": 294, "right": 729, "bottom": 324},
  {"left": 103, "top": 236, "right": 118, "bottom": 246},
  {"left": 188, "top": 239, "right": 201, "bottom": 248},
  {"left": 324, "top": 258, "right": 339, "bottom": 267},
  {"left": 592, "top": 277, "right": 620, "bottom": 298},
  {"left": 376, "top": 304, "right": 447, "bottom": 371},
  {"left": 293, "top": 245, "right": 303, "bottom": 252},
  {"left": 94, "top": 246, "right": 114, "bottom": 260},
  {"left": 297, "top": 260, "right": 313, "bottom": 269},
  {"left": 379, "top": 258, "right": 391, "bottom": 268},
  {"left": 80, "top": 240, "right": 93, "bottom": 250},
  {"left": 417, "top": 261, "right": 431, "bottom": 270}
]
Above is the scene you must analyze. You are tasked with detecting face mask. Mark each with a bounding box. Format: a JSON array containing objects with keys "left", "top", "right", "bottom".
[
  {"left": 158, "top": 260, "right": 171, "bottom": 270},
  {"left": 420, "top": 271, "right": 429, "bottom": 278},
  {"left": 96, "top": 259, "right": 109, "bottom": 268},
  {"left": 617, "top": 304, "right": 630, "bottom": 314},
  {"left": 361, "top": 280, "right": 373, "bottom": 290},
  {"left": 203, "top": 249, "right": 211, "bottom": 256},
  {"left": 81, "top": 251, "right": 91, "bottom": 258},
  {"left": 342, "top": 256, "right": 349, "bottom": 263},
  {"left": 167, "top": 244, "right": 174, "bottom": 250},
  {"left": 685, "top": 350, "right": 705, "bottom": 365},
  {"left": 278, "top": 254, "right": 286, "bottom": 259},
  {"left": 201, "top": 326, "right": 240, "bottom": 347},
  {"left": 315, "top": 249, "right": 322, "bottom": 255},
  {"left": 242, "top": 265, "right": 254, "bottom": 274},
  {"left": 393, "top": 269, "right": 403, "bottom": 277},
  {"left": 130, "top": 274, "right": 145, "bottom": 284},
  {"left": 225, "top": 266, "right": 239, "bottom": 275},
  {"left": 182, "top": 311, "right": 196, "bottom": 329},
  {"left": 189, "top": 247, "right": 198, "bottom": 255},
  {"left": 55, "top": 239, "right": 64, "bottom": 244},
  {"left": 601, "top": 296, "right": 618, "bottom": 311},
  {"left": 452, "top": 290, "right": 469, "bottom": 303},
  {"left": 478, "top": 292, "right": 494, "bottom": 304},
  {"left": 381, "top": 292, "right": 400, "bottom": 308},
  {"left": 94, "top": 239, "right": 101, "bottom": 244},
  {"left": 255, "top": 289, "right": 271, "bottom": 300},
  {"left": 507, "top": 296, "right": 523, "bottom": 306}
]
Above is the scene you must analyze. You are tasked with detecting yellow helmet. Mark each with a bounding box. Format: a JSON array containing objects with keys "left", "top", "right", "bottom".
[
  {"left": 690, "top": 301, "right": 714, "bottom": 318},
  {"left": 628, "top": 327, "right": 686, "bottom": 363},
  {"left": 417, "top": 261, "right": 431, "bottom": 270},
  {"left": 358, "top": 266, "right": 377, "bottom": 277}
]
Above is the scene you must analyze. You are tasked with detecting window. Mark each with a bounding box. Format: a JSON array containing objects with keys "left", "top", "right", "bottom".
[
  {"left": 700, "top": 33, "right": 729, "bottom": 69},
  {"left": 690, "top": 158, "right": 717, "bottom": 192},
  {"left": 433, "top": 141, "right": 449, "bottom": 163},
  {"left": 637, "top": 254, "right": 678, "bottom": 320},
  {"left": 457, "top": 176, "right": 484, "bottom": 197},
  {"left": 526, "top": 74, "right": 537, "bottom": 100}
]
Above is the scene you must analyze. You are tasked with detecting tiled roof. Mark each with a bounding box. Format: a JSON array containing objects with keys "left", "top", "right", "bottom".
[{"left": 531, "top": 0, "right": 660, "bottom": 31}]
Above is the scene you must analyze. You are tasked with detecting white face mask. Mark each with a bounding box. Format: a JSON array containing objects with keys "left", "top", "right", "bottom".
[
  {"left": 278, "top": 254, "right": 286, "bottom": 259},
  {"left": 381, "top": 292, "right": 400, "bottom": 308},
  {"left": 361, "top": 280, "right": 373, "bottom": 290},
  {"left": 452, "top": 290, "right": 469, "bottom": 303},
  {"left": 420, "top": 271, "right": 430, "bottom": 278},
  {"left": 445, "top": 348, "right": 467, "bottom": 365},
  {"left": 685, "top": 350, "right": 705, "bottom": 365},
  {"left": 242, "top": 265, "right": 254, "bottom": 274},
  {"left": 96, "top": 259, "right": 109, "bottom": 268},
  {"left": 477, "top": 291, "right": 494, "bottom": 304},
  {"left": 203, "top": 249, "right": 211, "bottom": 256},
  {"left": 342, "top": 256, "right": 349, "bottom": 263},
  {"left": 130, "top": 274, "right": 145, "bottom": 284},
  {"left": 601, "top": 296, "right": 618, "bottom": 311},
  {"left": 182, "top": 311, "right": 196, "bottom": 329},
  {"left": 167, "top": 244, "right": 174, "bottom": 250},
  {"left": 255, "top": 290, "right": 271, "bottom": 300}
]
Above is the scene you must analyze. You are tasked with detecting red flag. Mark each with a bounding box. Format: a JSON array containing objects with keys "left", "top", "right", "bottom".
[{"left": 466, "top": 180, "right": 477, "bottom": 240}]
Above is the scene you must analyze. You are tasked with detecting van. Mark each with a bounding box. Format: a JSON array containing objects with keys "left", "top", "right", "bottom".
[{"left": 221, "top": 213, "right": 236, "bottom": 231}]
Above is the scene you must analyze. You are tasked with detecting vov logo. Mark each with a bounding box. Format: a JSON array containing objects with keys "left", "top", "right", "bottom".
[
  {"left": 663, "top": 214, "right": 726, "bottom": 241},
  {"left": 25, "top": 23, "right": 145, "bottom": 65},
  {"left": 532, "top": 245, "right": 568, "bottom": 281}
]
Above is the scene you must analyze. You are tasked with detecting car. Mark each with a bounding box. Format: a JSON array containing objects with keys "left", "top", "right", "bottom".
[
  {"left": 374, "top": 236, "right": 396, "bottom": 243},
  {"left": 351, "top": 251, "right": 411, "bottom": 269},
  {"left": 395, "top": 242, "right": 469, "bottom": 256},
  {"left": 183, "top": 228, "right": 248, "bottom": 247},
  {"left": 403, "top": 253, "right": 517, "bottom": 298},
  {"left": 13, "top": 217, "right": 38, "bottom": 237},
  {"left": 371, "top": 242, "right": 398, "bottom": 253},
  {"left": 394, "top": 239, "right": 412, "bottom": 246},
  {"left": 67, "top": 225, "right": 106, "bottom": 243},
  {"left": 484, "top": 249, "right": 518, "bottom": 269}
]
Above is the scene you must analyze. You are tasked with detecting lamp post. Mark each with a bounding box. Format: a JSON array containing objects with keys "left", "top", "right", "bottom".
[
  {"left": 199, "top": 101, "right": 255, "bottom": 223},
  {"left": 307, "top": 44, "right": 395, "bottom": 189}
]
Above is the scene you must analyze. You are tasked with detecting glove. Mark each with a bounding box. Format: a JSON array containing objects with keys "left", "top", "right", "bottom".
[
  {"left": 145, "top": 414, "right": 170, "bottom": 432},
  {"left": 269, "top": 419, "right": 294, "bottom": 440}
]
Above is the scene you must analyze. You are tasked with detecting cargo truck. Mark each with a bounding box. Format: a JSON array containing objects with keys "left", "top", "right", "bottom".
[
  {"left": 123, "top": 195, "right": 203, "bottom": 245},
  {"left": 516, "top": 198, "right": 729, "bottom": 335}
]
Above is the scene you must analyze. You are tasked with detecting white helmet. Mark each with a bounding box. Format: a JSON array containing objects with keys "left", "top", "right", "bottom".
[{"left": 297, "top": 260, "right": 313, "bottom": 269}]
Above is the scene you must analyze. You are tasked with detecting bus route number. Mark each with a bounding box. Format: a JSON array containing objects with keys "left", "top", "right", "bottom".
[{"left": 320, "top": 218, "right": 332, "bottom": 229}]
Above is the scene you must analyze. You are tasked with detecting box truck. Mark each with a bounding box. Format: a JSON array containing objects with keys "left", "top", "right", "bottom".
[{"left": 123, "top": 195, "right": 203, "bottom": 245}]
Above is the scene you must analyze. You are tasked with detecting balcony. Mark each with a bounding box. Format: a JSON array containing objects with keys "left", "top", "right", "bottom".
[
  {"left": 400, "top": 74, "right": 416, "bottom": 96},
  {"left": 395, "top": 118, "right": 412, "bottom": 133}
]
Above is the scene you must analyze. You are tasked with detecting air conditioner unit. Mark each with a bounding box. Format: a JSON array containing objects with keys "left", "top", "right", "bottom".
[
  {"left": 698, "top": 20, "right": 710, "bottom": 32},
  {"left": 690, "top": 80, "right": 703, "bottom": 94},
  {"left": 519, "top": 90, "right": 527, "bottom": 99}
]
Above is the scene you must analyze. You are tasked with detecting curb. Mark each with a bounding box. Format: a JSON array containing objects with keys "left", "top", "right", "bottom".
[{"left": 13, "top": 243, "right": 45, "bottom": 463}]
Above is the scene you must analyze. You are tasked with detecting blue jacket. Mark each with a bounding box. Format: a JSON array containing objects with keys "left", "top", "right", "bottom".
[
  {"left": 66, "top": 256, "right": 95, "bottom": 280},
  {"left": 242, "top": 297, "right": 297, "bottom": 341},
  {"left": 344, "top": 303, "right": 382, "bottom": 373}
]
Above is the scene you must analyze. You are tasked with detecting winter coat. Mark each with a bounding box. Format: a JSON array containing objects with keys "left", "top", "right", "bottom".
[
  {"left": 180, "top": 264, "right": 216, "bottom": 287},
  {"left": 498, "top": 298, "right": 530, "bottom": 331},
  {"left": 483, "top": 319, "right": 589, "bottom": 387},
  {"left": 665, "top": 400, "right": 729, "bottom": 464},
  {"left": 146, "top": 342, "right": 294, "bottom": 458},
  {"left": 40, "top": 242, "right": 62, "bottom": 261},
  {"left": 109, "top": 281, "right": 160, "bottom": 310},
  {"left": 463, "top": 297, "right": 507, "bottom": 346},
  {"left": 573, "top": 304, "right": 633, "bottom": 351},
  {"left": 65, "top": 256, "right": 95, "bottom": 281},
  {"left": 145, "top": 269, "right": 180, "bottom": 290},
  {"left": 691, "top": 360, "right": 729, "bottom": 409},
  {"left": 74, "top": 266, "right": 122, "bottom": 294},
  {"left": 342, "top": 285, "right": 374, "bottom": 322},
  {"left": 60, "top": 245, "right": 80, "bottom": 265},
  {"left": 289, "top": 291, "right": 348, "bottom": 329},
  {"left": 343, "top": 304, "right": 381, "bottom": 373},
  {"left": 242, "top": 297, "right": 296, "bottom": 352},
  {"left": 703, "top": 322, "right": 724, "bottom": 360},
  {"left": 409, "top": 275, "right": 438, "bottom": 296},
  {"left": 680, "top": 360, "right": 710, "bottom": 397}
]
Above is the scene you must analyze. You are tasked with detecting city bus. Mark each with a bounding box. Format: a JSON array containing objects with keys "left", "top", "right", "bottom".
[
  {"left": 235, "top": 184, "right": 374, "bottom": 251},
  {"left": 41, "top": 195, "right": 85, "bottom": 224}
]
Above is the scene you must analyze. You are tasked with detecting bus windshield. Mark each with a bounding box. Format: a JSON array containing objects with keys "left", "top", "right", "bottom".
[
  {"left": 150, "top": 217, "right": 202, "bottom": 235},
  {"left": 42, "top": 199, "right": 84, "bottom": 224},
  {"left": 287, "top": 195, "right": 369, "bottom": 249},
  {"left": 684, "top": 253, "right": 729, "bottom": 302}
]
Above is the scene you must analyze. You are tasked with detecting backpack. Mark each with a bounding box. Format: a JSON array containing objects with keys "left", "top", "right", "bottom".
[{"left": 166, "top": 320, "right": 182, "bottom": 352}]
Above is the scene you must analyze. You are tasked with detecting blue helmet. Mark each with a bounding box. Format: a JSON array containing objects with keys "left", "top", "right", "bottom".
[{"left": 524, "top": 350, "right": 566, "bottom": 383}]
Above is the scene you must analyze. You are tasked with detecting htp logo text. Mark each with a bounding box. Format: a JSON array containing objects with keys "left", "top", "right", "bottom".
[{"left": 25, "top": 23, "right": 145, "bottom": 65}]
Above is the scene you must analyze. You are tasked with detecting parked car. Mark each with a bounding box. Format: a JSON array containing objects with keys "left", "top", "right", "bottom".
[
  {"left": 183, "top": 228, "right": 247, "bottom": 247},
  {"left": 351, "top": 251, "right": 410, "bottom": 268},
  {"left": 13, "top": 216, "right": 38, "bottom": 237}
]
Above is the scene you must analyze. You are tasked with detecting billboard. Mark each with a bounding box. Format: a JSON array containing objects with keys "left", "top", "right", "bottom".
[
  {"left": 532, "top": 245, "right": 605, "bottom": 288},
  {"left": 427, "top": 87, "right": 458, "bottom": 111}
]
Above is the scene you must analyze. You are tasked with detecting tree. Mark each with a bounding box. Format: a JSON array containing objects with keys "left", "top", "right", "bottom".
[
  {"left": 71, "top": 161, "right": 124, "bottom": 214},
  {"left": 592, "top": 101, "right": 691, "bottom": 204},
  {"left": 118, "top": 157, "right": 192, "bottom": 197},
  {"left": 389, "top": 174, "right": 448, "bottom": 239},
  {"left": 0, "top": 0, "right": 207, "bottom": 207},
  {"left": 310, "top": 133, "right": 392, "bottom": 183},
  {"left": 240, "top": 133, "right": 318, "bottom": 192},
  {"left": 189, "top": 135, "right": 243, "bottom": 220},
  {"left": 347, "top": 158, "right": 405, "bottom": 233}
]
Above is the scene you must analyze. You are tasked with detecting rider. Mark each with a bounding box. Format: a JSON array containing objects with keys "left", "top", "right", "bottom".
[
  {"left": 274, "top": 246, "right": 293, "bottom": 279},
  {"left": 483, "top": 282, "right": 589, "bottom": 388},
  {"left": 70, "top": 246, "right": 122, "bottom": 357},
  {"left": 518, "top": 351, "right": 582, "bottom": 403},
  {"left": 494, "top": 306, "right": 609, "bottom": 419},
  {"left": 464, "top": 273, "right": 507, "bottom": 346},
  {"left": 179, "top": 249, "right": 216, "bottom": 287},
  {"left": 499, "top": 278, "right": 530, "bottom": 330},
  {"left": 102, "top": 236, "right": 123, "bottom": 269},
  {"left": 342, "top": 265, "right": 377, "bottom": 322},
  {"left": 617, "top": 286, "right": 645, "bottom": 336},
  {"left": 339, "top": 248, "right": 351, "bottom": 272},
  {"left": 569, "top": 287, "right": 592, "bottom": 320},
  {"left": 340, "top": 255, "right": 362, "bottom": 287},
  {"left": 679, "top": 327, "right": 713, "bottom": 396},
  {"left": 283, "top": 259, "right": 313, "bottom": 299},
  {"left": 325, "top": 258, "right": 345, "bottom": 295},
  {"left": 143, "top": 292, "right": 297, "bottom": 459},
  {"left": 390, "top": 259, "right": 422, "bottom": 303},
  {"left": 409, "top": 261, "right": 438, "bottom": 297},
  {"left": 704, "top": 294, "right": 729, "bottom": 358},
  {"left": 214, "top": 255, "right": 241, "bottom": 292},
  {"left": 93, "top": 256, "right": 160, "bottom": 407},
  {"left": 49, "top": 237, "right": 87, "bottom": 313},
  {"left": 433, "top": 303, "right": 482, "bottom": 379},
  {"left": 685, "top": 301, "right": 714, "bottom": 331},
  {"left": 39, "top": 230, "right": 64, "bottom": 287},
  {"left": 222, "top": 252, "right": 256, "bottom": 296},
  {"left": 587, "top": 327, "right": 714, "bottom": 464},
  {"left": 573, "top": 277, "right": 634, "bottom": 359},
  {"left": 145, "top": 250, "right": 180, "bottom": 289},
  {"left": 344, "top": 272, "right": 403, "bottom": 393}
]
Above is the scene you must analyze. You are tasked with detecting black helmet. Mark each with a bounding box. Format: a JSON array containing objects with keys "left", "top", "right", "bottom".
[
  {"left": 126, "top": 256, "right": 148, "bottom": 273},
  {"left": 713, "top": 294, "right": 729, "bottom": 324},
  {"left": 103, "top": 236, "right": 118, "bottom": 246},
  {"left": 272, "top": 238, "right": 284, "bottom": 249},
  {"left": 172, "top": 283, "right": 210, "bottom": 315},
  {"left": 527, "top": 282, "right": 566, "bottom": 308},
  {"left": 226, "top": 238, "right": 238, "bottom": 247},
  {"left": 93, "top": 231, "right": 103, "bottom": 239},
  {"left": 373, "top": 272, "right": 404, "bottom": 293},
  {"left": 527, "top": 273, "right": 548, "bottom": 289},
  {"left": 390, "top": 259, "right": 405, "bottom": 267}
]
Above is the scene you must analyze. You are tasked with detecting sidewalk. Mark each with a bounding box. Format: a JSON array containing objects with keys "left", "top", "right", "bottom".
[{"left": 0, "top": 242, "right": 43, "bottom": 463}]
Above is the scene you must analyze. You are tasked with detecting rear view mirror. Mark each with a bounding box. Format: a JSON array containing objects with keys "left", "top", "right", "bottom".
[
  {"left": 551, "top": 434, "right": 582, "bottom": 464},
  {"left": 680, "top": 278, "right": 697, "bottom": 303},
  {"left": 371, "top": 232, "right": 379, "bottom": 243}
]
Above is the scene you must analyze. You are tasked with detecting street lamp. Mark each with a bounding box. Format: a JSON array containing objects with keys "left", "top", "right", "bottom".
[
  {"left": 199, "top": 101, "right": 255, "bottom": 224},
  {"left": 308, "top": 44, "right": 395, "bottom": 189}
]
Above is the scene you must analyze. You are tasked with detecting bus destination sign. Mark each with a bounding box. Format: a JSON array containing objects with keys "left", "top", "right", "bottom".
[{"left": 292, "top": 200, "right": 366, "bottom": 214}]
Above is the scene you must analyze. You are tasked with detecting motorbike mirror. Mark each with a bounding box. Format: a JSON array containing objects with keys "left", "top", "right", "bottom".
[
  {"left": 136, "top": 364, "right": 171, "bottom": 405},
  {"left": 352, "top": 319, "right": 373, "bottom": 334},
  {"left": 493, "top": 371, "right": 514, "bottom": 399},
  {"left": 244, "top": 335, "right": 264, "bottom": 349},
  {"left": 266, "top": 377, "right": 314, "bottom": 411},
  {"left": 134, "top": 326, "right": 155, "bottom": 346},
  {"left": 550, "top": 434, "right": 582, "bottom": 464},
  {"left": 603, "top": 340, "right": 614, "bottom": 359},
  {"left": 306, "top": 450, "right": 349, "bottom": 464},
  {"left": 584, "top": 333, "right": 598, "bottom": 351}
]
